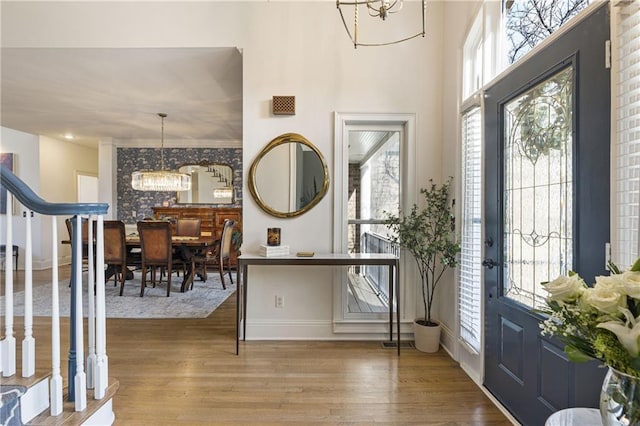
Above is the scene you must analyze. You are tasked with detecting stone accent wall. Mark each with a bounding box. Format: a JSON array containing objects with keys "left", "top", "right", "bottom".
[{"left": 117, "top": 147, "right": 242, "bottom": 223}]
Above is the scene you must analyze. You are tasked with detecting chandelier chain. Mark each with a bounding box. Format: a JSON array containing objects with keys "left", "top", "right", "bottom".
[
  {"left": 159, "top": 112, "right": 167, "bottom": 171},
  {"left": 336, "top": 0, "right": 425, "bottom": 48}
]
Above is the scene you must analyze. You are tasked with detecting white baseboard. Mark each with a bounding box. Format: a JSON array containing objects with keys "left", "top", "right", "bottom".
[{"left": 246, "top": 320, "right": 414, "bottom": 341}]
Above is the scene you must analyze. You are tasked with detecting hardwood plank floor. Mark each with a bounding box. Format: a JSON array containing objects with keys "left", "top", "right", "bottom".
[{"left": 8, "top": 267, "right": 511, "bottom": 425}]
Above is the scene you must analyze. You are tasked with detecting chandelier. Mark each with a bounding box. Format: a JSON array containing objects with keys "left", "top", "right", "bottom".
[
  {"left": 131, "top": 113, "right": 192, "bottom": 192},
  {"left": 336, "top": 0, "right": 426, "bottom": 48}
]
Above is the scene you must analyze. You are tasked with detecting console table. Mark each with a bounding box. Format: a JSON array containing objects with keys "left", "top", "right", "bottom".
[{"left": 236, "top": 253, "right": 400, "bottom": 355}]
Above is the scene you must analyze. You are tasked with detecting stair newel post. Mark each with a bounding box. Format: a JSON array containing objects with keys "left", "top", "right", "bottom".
[
  {"left": 86, "top": 215, "right": 96, "bottom": 390},
  {"left": 22, "top": 209, "right": 35, "bottom": 377},
  {"left": 73, "top": 214, "right": 87, "bottom": 411},
  {"left": 2, "top": 193, "right": 16, "bottom": 377},
  {"left": 94, "top": 214, "right": 108, "bottom": 399},
  {"left": 50, "top": 215, "right": 63, "bottom": 416}
]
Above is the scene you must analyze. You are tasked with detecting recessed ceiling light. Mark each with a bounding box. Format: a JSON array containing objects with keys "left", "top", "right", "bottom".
[{"left": 63, "top": 133, "right": 74, "bottom": 140}]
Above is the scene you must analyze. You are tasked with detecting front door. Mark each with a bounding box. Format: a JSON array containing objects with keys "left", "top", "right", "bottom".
[{"left": 484, "top": 5, "right": 610, "bottom": 425}]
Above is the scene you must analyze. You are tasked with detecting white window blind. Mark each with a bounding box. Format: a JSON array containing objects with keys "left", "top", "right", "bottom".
[
  {"left": 459, "top": 106, "right": 482, "bottom": 352},
  {"left": 614, "top": 1, "right": 640, "bottom": 269}
]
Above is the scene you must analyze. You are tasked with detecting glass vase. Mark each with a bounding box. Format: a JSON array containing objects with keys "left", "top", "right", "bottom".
[{"left": 600, "top": 367, "right": 640, "bottom": 425}]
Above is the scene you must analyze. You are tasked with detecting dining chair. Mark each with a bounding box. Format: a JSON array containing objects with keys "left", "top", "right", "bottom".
[
  {"left": 103, "top": 220, "right": 128, "bottom": 296},
  {"left": 176, "top": 218, "right": 201, "bottom": 237},
  {"left": 137, "top": 221, "right": 177, "bottom": 297},
  {"left": 172, "top": 218, "right": 202, "bottom": 279},
  {"left": 194, "top": 219, "right": 236, "bottom": 289},
  {"left": 65, "top": 217, "right": 90, "bottom": 285}
]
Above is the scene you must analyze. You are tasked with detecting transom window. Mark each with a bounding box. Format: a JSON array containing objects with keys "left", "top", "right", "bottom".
[{"left": 505, "top": 0, "right": 592, "bottom": 64}]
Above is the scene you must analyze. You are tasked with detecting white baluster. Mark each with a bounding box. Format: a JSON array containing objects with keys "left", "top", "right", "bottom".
[
  {"left": 94, "top": 215, "right": 108, "bottom": 399},
  {"left": 22, "top": 209, "right": 35, "bottom": 377},
  {"left": 50, "top": 216, "right": 63, "bottom": 416},
  {"left": 86, "top": 215, "right": 96, "bottom": 389},
  {"left": 2, "top": 193, "right": 16, "bottom": 376},
  {"left": 74, "top": 215, "right": 87, "bottom": 411}
]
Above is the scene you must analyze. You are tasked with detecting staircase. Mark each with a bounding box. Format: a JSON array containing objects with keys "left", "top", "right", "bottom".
[{"left": 0, "top": 165, "right": 117, "bottom": 425}]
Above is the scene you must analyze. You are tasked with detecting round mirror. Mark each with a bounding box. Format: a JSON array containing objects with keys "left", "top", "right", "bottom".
[{"left": 249, "top": 133, "right": 329, "bottom": 218}]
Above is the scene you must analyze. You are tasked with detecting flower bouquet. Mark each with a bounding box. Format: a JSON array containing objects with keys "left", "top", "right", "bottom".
[{"left": 540, "top": 258, "right": 640, "bottom": 424}]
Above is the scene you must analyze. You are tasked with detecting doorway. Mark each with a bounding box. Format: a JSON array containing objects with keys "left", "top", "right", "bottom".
[
  {"left": 333, "top": 113, "right": 416, "bottom": 329},
  {"left": 76, "top": 172, "right": 98, "bottom": 203}
]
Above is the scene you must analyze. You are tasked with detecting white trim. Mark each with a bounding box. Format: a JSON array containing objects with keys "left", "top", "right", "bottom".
[
  {"left": 82, "top": 398, "right": 115, "bottom": 426},
  {"left": 246, "top": 319, "right": 414, "bottom": 341},
  {"left": 478, "top": 386, "right": 522, "bottom": 426},
  {"left": 20, "top": 377, "right": 49, "bottom": 424},
  {"left": 111, "top": 138, "right": 242, "bottom": 149}
]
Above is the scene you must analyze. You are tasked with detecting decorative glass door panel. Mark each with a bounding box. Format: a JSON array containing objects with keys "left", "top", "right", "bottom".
[{"left": 503, "top": 66, "right": 573, "bottom": 309}]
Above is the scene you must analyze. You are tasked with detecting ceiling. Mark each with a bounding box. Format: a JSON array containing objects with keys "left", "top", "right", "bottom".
[{"left": 1, "top": 47, "right": 243, "bottom": 148}]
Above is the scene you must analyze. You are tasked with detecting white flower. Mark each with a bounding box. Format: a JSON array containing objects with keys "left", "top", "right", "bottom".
[
  {"left": 582, "top": 285, "right": 626, "bottom": 314},
  {"left": 543, "top": 274, "right": 585, "bottom": 303},
  {"left": 620, "top": 271, "right": 640, "bottom": 299},
  {"left": 598, "top": 308, "right": 640, "bottom": 357},
  {"left": 595, "top": 274, "right": 623, "bottom": 290}
]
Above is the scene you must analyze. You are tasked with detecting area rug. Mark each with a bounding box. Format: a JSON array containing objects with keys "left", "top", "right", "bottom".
[{"left": 0, "top": 271, "right": 235, "bottom": 319}]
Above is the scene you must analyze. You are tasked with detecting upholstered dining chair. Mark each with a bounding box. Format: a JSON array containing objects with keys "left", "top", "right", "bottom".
[
  {"left": 172, "top": 217, "right": 201, "bottom": 277},
  {"left": 65, "top": 216, "right": 91, "bottom": 285},
  {"left": 103, "top": 220, "right": 128, "bottom": 296},
  {"left": 176, "top": 218, "right": 201, "bottom": 237},
  {"left": 137, "top": 221, "right": 177, "bottom": 297},
  {"left": 194, "top": 219, "right": 236, "bottom": 289}
]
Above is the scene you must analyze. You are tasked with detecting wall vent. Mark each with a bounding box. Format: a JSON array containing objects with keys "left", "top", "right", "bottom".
[{"left": 272, "top": 96, "right": 295, "bottom": 115}]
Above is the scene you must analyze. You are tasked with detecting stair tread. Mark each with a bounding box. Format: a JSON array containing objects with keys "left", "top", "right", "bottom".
[
  {"left": 2, "top": 369, "right": 51, "bottom": 388},
  {"left": 27, "top": 377, "right": 119, "bottom": 426}
]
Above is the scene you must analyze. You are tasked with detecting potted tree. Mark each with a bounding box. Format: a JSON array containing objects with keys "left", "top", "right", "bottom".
[{"left": 385, "top": 178, "right": 460, "bottom": 352}]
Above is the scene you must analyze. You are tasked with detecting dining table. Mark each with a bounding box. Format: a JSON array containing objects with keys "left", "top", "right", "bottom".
[
  {"left": 124, "top": 234, "right": 218, "bottom": 292},
  {"left": 63, "top": 234, "right": 219, "bottom": 293}
]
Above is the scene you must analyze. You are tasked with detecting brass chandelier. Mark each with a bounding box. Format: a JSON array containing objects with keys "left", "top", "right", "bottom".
[
  {"left": 336, "top": 0, "right": 426, "bottom": 48},
  {"left": 131, "top": 113, "right": 192, "bottom": 192}
]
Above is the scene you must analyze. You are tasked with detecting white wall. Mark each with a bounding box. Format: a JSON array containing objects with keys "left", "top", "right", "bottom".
[
  {"left": 39, "top": 136, "right": 99, "bottom": 267},
  {"left": 0, "top": 128, "right": 99, "bottom": 268},
  {"left": 1, "top": 1, "right": 477, "bottom": 339},
  {"left": 0, "top": 127, "right": 42, "bottom": 268}
]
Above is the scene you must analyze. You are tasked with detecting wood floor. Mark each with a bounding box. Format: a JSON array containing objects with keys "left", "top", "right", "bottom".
[{"left": 6, "top": 267, "right": 511, "bottom": 425}]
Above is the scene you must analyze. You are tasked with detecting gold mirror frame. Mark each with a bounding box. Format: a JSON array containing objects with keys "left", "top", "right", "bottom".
[{"left": 249, "top": 133, "right": 329, "bottom": 218}]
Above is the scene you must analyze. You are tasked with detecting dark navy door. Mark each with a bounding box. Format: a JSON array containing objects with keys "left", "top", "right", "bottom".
[{"left": 483, "top": 5, "right": 610, "bottom": 425}]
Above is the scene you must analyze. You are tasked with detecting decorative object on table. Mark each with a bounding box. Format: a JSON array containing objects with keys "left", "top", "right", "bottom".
[
  {"left": 259, "top": 244, "right": 290, "bottom": 257},
  {"left": 384, "top": 178, "right": 460, "bottom": 353},
  {"left": 296, "top": 251, "right": 314, "bottom": 257},
  {"left": 539, "top": 258, "right": 640, "bottom": 425},
  {"left": 131, "top": 113, "right": 192, "bottom": 192},
  {"left": 336, "top": 0, "right": 426, "bottom": 48},
  {"left": 267, "top": 227, "right": 281, "bottom": 246}
]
